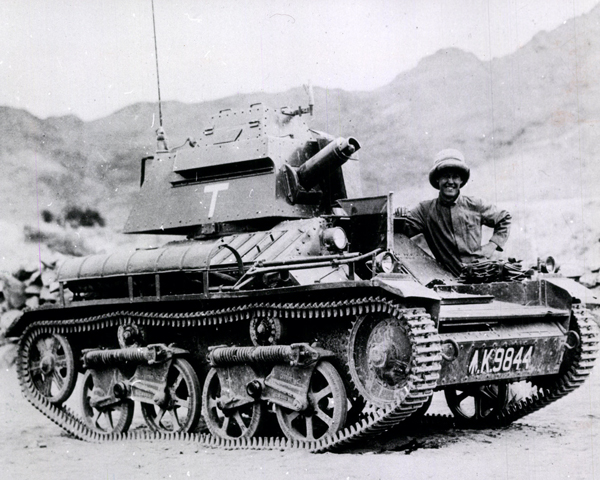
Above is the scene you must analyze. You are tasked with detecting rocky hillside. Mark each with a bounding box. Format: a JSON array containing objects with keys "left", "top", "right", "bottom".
[{"left": 1, "top": 5, "right": 599, "bottom": 273}]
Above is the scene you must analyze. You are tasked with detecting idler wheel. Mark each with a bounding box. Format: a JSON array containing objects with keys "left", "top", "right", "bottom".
[
  {"left": 202, "top": 368, "right": 265, "bottom": 440},
  {"left": 444, "top": 383, "right": 509, "bottom": 427},
  {"left": 274, "top": 361, "right": 347, "bottom": 442},
  {"left": 81, "top": 370, "right": 134, "bottom": 434},
  {"left": 141, "top": 358, "right": 201, "bottom": 434},
  {"left": 25, "top": 332, "right": 76, "bottom": 405},
  {"left": 347, "top": 313, "right": 413, "bottom": 407}
]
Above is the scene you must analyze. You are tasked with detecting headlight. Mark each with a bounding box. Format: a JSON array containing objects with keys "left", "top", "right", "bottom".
[
  {"left": 322, "top": 227, "right": 348, "bottom": 250},
  {"left": 375, "top": 252, "right": 395, "bottom": 273},
  {"left": 540, "top": 256, "right": 557, "bottom": 273}
]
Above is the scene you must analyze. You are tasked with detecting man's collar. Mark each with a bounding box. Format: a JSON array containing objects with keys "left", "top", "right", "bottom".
[{"left": 438, "top": 192, "right": 460, "bottom": 207}]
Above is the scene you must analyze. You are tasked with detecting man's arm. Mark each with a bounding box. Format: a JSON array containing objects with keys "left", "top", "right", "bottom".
[
  {"left": 395, "top": 204, "right": 427, "bottom": 238},
  {"left": 478, "top": 200, "right": 511, "bottom": 251}
]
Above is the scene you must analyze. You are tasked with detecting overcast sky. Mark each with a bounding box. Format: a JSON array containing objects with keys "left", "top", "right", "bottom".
[{"left": 1, "top": 0, "right": 598, "bottom": 121}]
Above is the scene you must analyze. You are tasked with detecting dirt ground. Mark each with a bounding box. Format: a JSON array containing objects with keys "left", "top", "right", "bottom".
[{"left": 1, "top": 357, "right": 598, "bottom": 480}]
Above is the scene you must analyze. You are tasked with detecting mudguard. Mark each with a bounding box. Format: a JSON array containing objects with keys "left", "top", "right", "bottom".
[
  {"left": 544, "top": 276, "right": 600, "bottom": 309},
  {"left": 371, "top": 275, "right": 441, "bottom": 318}
]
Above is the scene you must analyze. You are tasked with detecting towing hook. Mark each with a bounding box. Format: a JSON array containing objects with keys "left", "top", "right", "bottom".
[
  {"left": 565, "top": 330, "right": 581, "bottom": 350},
  {"left": 441, "top": 339, "right": 459, "bottom": 362}
]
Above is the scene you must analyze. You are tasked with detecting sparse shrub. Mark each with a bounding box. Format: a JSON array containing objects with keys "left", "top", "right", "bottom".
[
  {"left": 41, "top": 210, "right": 54, "bottom": 223},
  {"left": 23, "top": 225, "right": 48, "bottom": 242},
  {"left": 63, "top": 206, "right": 106, "bottom": 228},
  {"left": 23, "top": 224, "right": 90, "bottom": 257}
]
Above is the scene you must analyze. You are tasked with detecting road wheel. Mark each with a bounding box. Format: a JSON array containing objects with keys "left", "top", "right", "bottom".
[
  {"left": 25, "top": 332, "right": 76, "bottom": 405},
  {"left": 275, "top": 361, "right": 347, "bottom": 441},
  {"left": 201, "top": 367, "right": 264, "bottom": 440},
  {"left": 141, "top": 358, "right": 201, "bottom": 433},
  {"left": 81, "top": 370, "right": 134, "bottom": 434},
  {"left": 444, "top": 383, "right": 508, "bottom": 427}
]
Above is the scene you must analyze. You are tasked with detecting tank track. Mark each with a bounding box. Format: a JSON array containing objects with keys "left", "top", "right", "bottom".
[
  {"left": 490, "top": 304, "right": 599, "bottom": 426},
  {"left": 15, "top": 300, "right": 598, "bottom": 450},
  {"left": 16, "top": 297, "right": 441, "bottom": 453},
  {"left": 414, "top": 304, "right": 600, "bottom": 430}
]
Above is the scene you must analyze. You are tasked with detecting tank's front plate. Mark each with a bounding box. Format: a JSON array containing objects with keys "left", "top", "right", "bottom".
[{"left": 438, "top": 321, "right": 566, "bottom": 386}]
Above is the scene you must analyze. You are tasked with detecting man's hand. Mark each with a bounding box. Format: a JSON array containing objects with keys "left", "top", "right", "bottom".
[
  {"left": 481, "top": 242, "right": 498, "bottom": 259},
  {"left": 394, "top": 206, "right": 409, "bottom": 217}
]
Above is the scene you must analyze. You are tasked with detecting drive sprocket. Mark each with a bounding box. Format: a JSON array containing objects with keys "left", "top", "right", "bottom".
[{"left": 347, "top": 307, "right": 440, "bottom": 409}]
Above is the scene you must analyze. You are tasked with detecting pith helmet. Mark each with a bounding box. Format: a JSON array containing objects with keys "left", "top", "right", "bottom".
[{"left": 429, "top": 149, "right": 470, "bottom": 189}]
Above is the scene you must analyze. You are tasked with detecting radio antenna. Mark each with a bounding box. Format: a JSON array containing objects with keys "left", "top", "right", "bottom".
[
  {"left": 151, "top": 0, "right": 163, "bottom": 128},
  {"left": 150, "top": 0, "right": 168, "bottom": 150}
]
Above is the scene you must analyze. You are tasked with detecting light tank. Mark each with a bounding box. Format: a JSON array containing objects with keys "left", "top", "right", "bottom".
[{"left": 8, "top": 99, "right": 599, "bottom": 451}]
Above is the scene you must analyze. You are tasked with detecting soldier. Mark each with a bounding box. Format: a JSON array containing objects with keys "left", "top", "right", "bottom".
[{"left": 396, "top": 149, "right": 511, "bottom": 276}]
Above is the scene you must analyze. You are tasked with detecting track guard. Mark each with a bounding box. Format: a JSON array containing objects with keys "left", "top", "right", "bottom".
[
  {"left": 543, "top": 277, "right": 600, "bottom": 310},
  {"left": 371, "top": 275, "right": 441, "bottom": 318}
]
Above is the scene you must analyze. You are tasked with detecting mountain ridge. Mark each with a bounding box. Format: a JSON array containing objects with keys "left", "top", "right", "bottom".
[{"left": 1, "top": 6, "right": 599, "bottom": 271}]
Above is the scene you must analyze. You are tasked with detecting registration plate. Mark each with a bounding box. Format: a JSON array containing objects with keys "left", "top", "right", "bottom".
[{"left": 468, "top": 345, "right": 534, "bottom": 376}]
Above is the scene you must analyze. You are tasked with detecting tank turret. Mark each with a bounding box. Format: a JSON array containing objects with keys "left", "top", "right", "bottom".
[{"left": 124, "top": 103, "right": 361, "bottom": 237}]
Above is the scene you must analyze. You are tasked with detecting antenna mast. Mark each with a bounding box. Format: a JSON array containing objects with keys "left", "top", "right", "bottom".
[
  {"left": 151, "top": 0, "right": 163, "bottom": 128},
  {"left": 151, "top": 0, "right": 168, "bottom": 150}
]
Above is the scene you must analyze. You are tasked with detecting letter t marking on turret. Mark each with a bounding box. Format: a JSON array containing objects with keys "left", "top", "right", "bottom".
[{"left": 204, "top": 183, "right": 229, "bottom": 218}]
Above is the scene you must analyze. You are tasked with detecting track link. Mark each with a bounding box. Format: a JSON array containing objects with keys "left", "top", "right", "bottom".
[
  {"left": 491, "top": 304, "right": 599, "bottom": 426},
  {"left": 16, "top": 297, "right": 441, "bottom": 452},
  {"left": 15, "top": 301, "right": 599, "bottom": 451},
  {"left": 418, "top": 305, "right": 600, "bottom": 430}
]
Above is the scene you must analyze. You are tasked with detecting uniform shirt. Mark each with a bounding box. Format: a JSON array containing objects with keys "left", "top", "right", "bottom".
[{"left": 403, "top": 195, "right": 511, "bottom": 276}]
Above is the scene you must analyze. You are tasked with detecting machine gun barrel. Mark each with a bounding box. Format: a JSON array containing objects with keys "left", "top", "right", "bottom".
[{"left": 297, "top": 137, "right": 360, "bottom": 190}]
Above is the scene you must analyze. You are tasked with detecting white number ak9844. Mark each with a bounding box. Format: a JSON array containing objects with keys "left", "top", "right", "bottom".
[{"left": 468, "top": 345, "right": 534, "bottom": 376}]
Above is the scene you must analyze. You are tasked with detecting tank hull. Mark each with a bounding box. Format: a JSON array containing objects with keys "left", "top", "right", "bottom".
[{"left": 9, "top": 101, "right": 599, "bottom": 451}]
